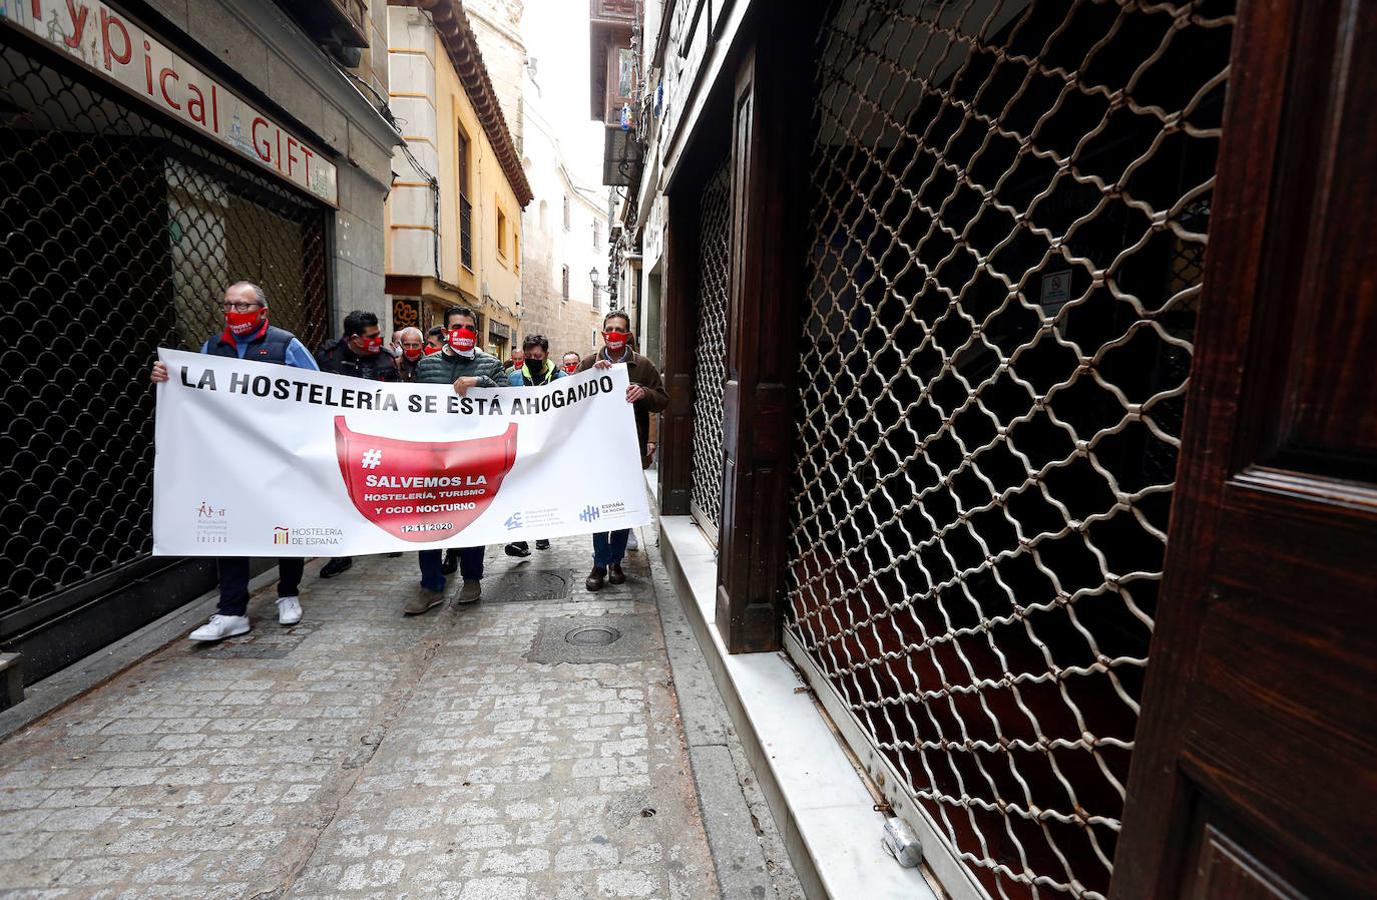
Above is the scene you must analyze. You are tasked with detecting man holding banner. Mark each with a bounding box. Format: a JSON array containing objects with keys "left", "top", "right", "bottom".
[
  {"left": 408, "top": 306, "right": 506, "bottom": 614},
  {"left": 149, "top": 281, "right": 319, "bottom": 640},
  {"left": 577, "top": 312, "right": 668, "bottom": 591}
]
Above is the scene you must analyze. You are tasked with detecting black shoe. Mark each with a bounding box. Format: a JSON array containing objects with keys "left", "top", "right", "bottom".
[
  {"left": 441, "top": 548, "right": 459, "bottom": 575},
  {"left": 608, "top": 564, "right": 626, "bottom": 585},
  {"left": 585, "top": 566, "right": 606, "bottom": 592},
  {"left": 319, "top": 557, "right": 353, "bottom": 578},
  {"left": 504, "top": 542, "right": 531, "bottom": 558},
  {"left": 535, "top": 539, "right": 550, "bottom": 550}
]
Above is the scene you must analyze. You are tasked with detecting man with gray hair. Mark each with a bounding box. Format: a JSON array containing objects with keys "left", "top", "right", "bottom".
[
  {"left": 149, "top": 280, "right": 319, "bottom": 640},
  {"left": 394, "top": 326, "right": 426, "bottom": 382}
]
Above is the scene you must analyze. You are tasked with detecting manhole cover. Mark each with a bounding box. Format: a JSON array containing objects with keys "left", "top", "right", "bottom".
[
  {"left": 525, "top": 614, "right": 657, "bottom": 664},
  {"left": 566, "top": 625, "right": 622, "bottom": 646},
  {"left": 485, "top": 569, "right": 577, "bottom": 603}
]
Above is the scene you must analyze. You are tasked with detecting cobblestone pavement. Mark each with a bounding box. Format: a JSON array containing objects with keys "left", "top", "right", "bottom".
[{"left": 0, "top": 533, "right": 753, "bottom": 898}]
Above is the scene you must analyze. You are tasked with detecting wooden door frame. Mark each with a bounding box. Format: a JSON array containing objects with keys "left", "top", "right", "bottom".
[
  {"left": 712, "top": 4, "right": 822, "bottom": 653},
  {"left": 1113, "top": 1, "right": 1377, "bottom": 895}
]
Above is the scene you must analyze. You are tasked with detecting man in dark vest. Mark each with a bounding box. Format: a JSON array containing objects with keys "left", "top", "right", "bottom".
[
  {"left": 149, "top": 281, "right": 320, "bottom": 641},
  {"left": 313, "top": 310, "right": 399, "bottom": 578}
]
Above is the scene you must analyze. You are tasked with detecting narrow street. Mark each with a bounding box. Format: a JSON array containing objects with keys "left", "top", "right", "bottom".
[{"left": 0, "top": 533, "right": 798, "bottom": 898}]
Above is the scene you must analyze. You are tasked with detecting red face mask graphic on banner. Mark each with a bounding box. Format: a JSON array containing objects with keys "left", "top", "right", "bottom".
[
  {"left": 225, "top": 308, "right": 263, "bottom": 336},
  {"left": 335, "top": 417, "right": 519, "bottom": 542},
  {"left": 448, "top": 326, "right": 478, "bottom": 354}
]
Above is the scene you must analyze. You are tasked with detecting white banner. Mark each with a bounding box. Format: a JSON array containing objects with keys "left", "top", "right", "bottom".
[{"left": 152, "top": 348, "right": 651, "bottom": 556}]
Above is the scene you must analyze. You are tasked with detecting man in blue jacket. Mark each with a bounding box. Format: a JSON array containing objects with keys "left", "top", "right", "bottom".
[{"left": 149, "top": 281, "right": 319, "bottom": 641}]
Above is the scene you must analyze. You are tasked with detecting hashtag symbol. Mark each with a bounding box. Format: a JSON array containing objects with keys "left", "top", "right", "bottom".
[{"left": 361, "top": 449, "right": 383, "bottom": 469}]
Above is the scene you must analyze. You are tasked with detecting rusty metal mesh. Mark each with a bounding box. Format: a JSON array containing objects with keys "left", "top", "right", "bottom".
[
  {"left": 785, "top": 1, "right": 1233, "bottom": 897},
  {"left": 0, "top": 38, "right": 328, "bottom": 617},
  {"left": 689, "top": 163, "right": 731, "bottom": 540}
]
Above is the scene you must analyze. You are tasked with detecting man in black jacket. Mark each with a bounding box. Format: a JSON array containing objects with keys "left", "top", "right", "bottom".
[
  {"left": 315, "top": 310, "right": 398, "bottom": 578},
  {"left": 149, "top": 281, "right": 318, "bottom": 640}
]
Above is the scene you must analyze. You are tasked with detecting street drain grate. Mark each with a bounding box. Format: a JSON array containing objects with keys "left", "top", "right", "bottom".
[
  {"left": 484, "top": 568, "right": 578, "bottom": 603},
  {"left": 526, "top": 614, "right": 657, "bottom": 665}
]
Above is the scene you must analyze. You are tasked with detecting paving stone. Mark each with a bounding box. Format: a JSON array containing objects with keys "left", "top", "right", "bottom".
[{"left": 0, "top": 537, "right": 727, "bottom": 896}]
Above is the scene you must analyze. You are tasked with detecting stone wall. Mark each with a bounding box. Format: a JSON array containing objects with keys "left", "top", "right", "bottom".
[{"left": 461, "top": 0, "right": 525, "bottom": 153}]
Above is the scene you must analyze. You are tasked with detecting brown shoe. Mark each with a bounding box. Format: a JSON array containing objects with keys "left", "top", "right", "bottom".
[
  {"left": 585, "top": 566, "right": 606, "bottom": 592},
  {"left": 456, "top": 579, "right": 482, "bottom": 604},
  {"left": 608, "top": 564, "right": 626, "bottom": 585},
  {"left": 405, "top": 587, "right": 445, "bottom": 616}
]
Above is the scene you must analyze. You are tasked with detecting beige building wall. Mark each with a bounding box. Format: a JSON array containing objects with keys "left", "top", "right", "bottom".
[
  {"left": 385, "top": 5, "right": 524, "bottom": 357},
  {"left": 519, "top": 84, "right": 609, "bottom": 360},
  {"left": 461, "top": 0, "right": 526, "bottom": 153}
]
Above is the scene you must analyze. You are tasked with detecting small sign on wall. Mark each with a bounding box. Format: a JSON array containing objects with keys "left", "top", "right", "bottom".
[{"left": 1041, "top": 269, "right": 1073, "bottom": 311}]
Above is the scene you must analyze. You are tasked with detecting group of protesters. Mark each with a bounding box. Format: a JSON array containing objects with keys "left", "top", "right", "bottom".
[{"left": 149, "top": 281, "right": 667, "bottom": 642}]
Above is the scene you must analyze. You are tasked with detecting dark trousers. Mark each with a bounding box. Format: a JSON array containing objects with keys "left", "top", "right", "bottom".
[
  {"left": 418, "top": 547, "right": 483, "bottom": 592},
  {"left": 217, "top": 557, "right": 303, "bottom": 617},
  {"left": 592, "top": 530, "right": 631, "bottom": 568}
]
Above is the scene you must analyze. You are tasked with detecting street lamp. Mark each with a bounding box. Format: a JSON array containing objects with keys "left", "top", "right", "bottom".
[{"left": 590, "top": 268, "right": 617, "bottom": 308}]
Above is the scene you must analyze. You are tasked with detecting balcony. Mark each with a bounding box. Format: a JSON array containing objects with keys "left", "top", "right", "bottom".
[{"left": 275, "top": 0, "right": 370, "bottom": 50}]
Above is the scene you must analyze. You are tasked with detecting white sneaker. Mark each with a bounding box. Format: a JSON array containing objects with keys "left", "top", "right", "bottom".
[
  {"left": 189, "top": 615, "right": 250, "bottom": 642},
  {"left": 276, "top": 596, "right": 302, "bottom": 626},
  {"left": 626, "top": 530, "right": 639, "bottom": 551}
]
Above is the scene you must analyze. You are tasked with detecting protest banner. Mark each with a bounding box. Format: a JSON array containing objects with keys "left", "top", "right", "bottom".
[{"left": 152, "top": 348, "right": 651, "bottom": 556}]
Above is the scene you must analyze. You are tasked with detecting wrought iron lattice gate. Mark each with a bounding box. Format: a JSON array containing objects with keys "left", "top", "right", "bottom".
[
  {"left": 688, "top": 163, "right": 731, "bottom": 543},
  {"left": 784, "top": 1, "right": 1232, "bottom": 897},
  {"left": 0, "top": 34, "right": 329, "bottom": 678}
]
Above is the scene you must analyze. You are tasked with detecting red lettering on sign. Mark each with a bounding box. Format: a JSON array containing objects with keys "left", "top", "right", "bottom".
[
  {"left": 211, "top": 85, "right": 219, "bottom": 133},
  {"left": 286, "top": 136, "right": 299, "bottom": 176},
  {"left": 187, "top": 83, "right": 206, "bottom": 125},
  {"left": 100, "top": 9, "right": 131, "bottom": 71},
  {"left": 62, "top": 0, "right": 88, "bottom": 49},
  {"left": 30, "top": 0, "right": 40, "bottom": 18},
  {"left": 143, "top": 40, "right": 153, "bottom": 94},
  {"left": 159, "top": 68, "right": 180, "bottom": 110},
  {"left": 301, "top": 146, "right": 314, "bottom": 183},
  {"left": 275, "top": 129, "right": 283, "bottom": 173},
  {"left": 251, "top": 116, "right": 271, "bottom": 162}
]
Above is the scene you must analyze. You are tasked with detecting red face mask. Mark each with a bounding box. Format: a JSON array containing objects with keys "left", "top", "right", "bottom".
[
  {"left": 356, "top": 335, "right": 383, "bottom": 355},
  {"left": 402, "top": 346, "right": 424, "bottom": 361},
  {"left": 423, "top": 345, "right": 441, "bottom": 355},
  {"left": 604, "top": 331, "right": 628, "bottom": 353},
  {"left": 562, "top": 362, "right": 578, "bottom": 374},
  {"left": 225, "top": 308, "right": 263, "bottom": 336},
  {"left": 448, "top": 326, "right": 478, "bottom": 354}
]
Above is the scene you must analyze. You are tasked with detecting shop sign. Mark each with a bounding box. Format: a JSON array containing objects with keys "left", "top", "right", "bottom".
[{"left": 1, "top": 0, "right": 338, "bottom": 205}]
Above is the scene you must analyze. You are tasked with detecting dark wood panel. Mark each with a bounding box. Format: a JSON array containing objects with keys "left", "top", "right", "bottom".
[{"left": 1112, "top": 1, "right": 1377, "bottom": 897}]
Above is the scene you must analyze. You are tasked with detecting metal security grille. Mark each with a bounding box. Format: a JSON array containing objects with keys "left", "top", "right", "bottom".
[
  {"left": 0, "top": 38, "right": 328, "bottom": 625},
  {"left": 688, "top": 163, "right": 731, "bottom": 543},
  {"left": 784, "top": 2, "right": 1232, "bottom": 898}
]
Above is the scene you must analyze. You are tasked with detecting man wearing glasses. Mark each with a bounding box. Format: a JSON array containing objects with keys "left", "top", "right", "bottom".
[
  {"left": 576, "top": 311, "right": 669, "bottom": 591},
  {"left": 148, "top": 281, "right": 319, "bottom": 641}
]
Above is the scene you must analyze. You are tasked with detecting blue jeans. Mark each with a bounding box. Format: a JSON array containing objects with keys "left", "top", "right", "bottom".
[
  {"left": 592, "top": 530, "right": 631, "bottom": 568},
  {"left": 418, "top": 547, "right": 483, "bottom": 592}
]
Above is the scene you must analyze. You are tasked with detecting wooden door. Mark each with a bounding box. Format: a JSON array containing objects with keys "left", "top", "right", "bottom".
[{"left": 1111, "top": 2, "right": 1377, "bottom": 897}]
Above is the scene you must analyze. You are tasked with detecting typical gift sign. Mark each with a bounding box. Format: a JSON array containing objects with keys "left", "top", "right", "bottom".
[{"left": 151, "top": 348, "right": 651, "bottom": 556}]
